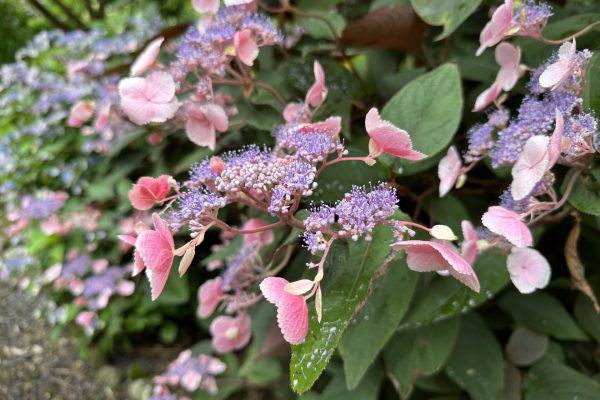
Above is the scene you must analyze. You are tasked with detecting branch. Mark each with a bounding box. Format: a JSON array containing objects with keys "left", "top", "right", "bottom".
[
  {"left": 25, "top": 0, "right": 71, "bottom": 30},
  {"left": 48, "top": 0, "right": 88, "bottom": 30}
]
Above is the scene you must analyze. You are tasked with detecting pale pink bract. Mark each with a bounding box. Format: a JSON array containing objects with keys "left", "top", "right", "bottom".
[
  {"left": 259, "top": 277, "right": 309, "bottom": 345},
  {"left": 460, "top": 220, "right": 479, "bottom": 265},
  {"left": 242, "top": 218, "right": 274, "bottom": 245},
  {"left": 68, "top": 101, "right": 95, "bottom": 127},
  {"left": 234, "top": 29, "right": 259, "bottom": 66},
  {"left": 481, "top": 206, "right": 532, "bottom": 248},
  {"left": 186, "top": 103, "right": 229, "bottom": 149},
  {"left": 128, "top": 175, "right": 172, "bottom": 210},
  {"left": 365, "top": 108, "right": 425, "bottom": 161},
  {"left": 438, "top": 146, "right": 462, "bottom": 197},
  {"left": 119, "top": 72, "right": 180, "bottom": 125},
  {"left": 191, "top": 0, "right": 219, "bottom": 13},
  {"left": 539, "top": 39, "right": 577, "bottom": 89},
  {"left": 197, "top": 277, "right": 223, "bottom": 318},
  {"left": 130, "top": 37, "right": 164, "bottom": 76},
  {"left": 305, "top": 61, "right": 327, "bottom": 108},
  {"left": 507, "top": 247, "right": 551, "bottom": 293},
  {"left": 477, "top": 0, "right": 514, "bottom": 56},
  {"left": 392, "top": 240, "right": 480, "bottom": 292},
  {"left": 510, "top": 135, "right": 550, "bottom": 200},
  {"left": 210, "top": 314, "right": 252, "bottom": 353},
  {"left": 135, "top": 214, "right": 175, "bottom": 300}
]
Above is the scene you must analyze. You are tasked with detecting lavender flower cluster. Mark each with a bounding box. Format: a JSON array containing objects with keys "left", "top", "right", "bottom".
[
  {"left": 171, "top": 4, "right": 281, "bottom": 79},
  {"left": 468, "top": 47, "right": 596, "bottom": 169},
  {"left": 304, "top": 184, "right": 398, "bottom": 253},
  {"left": 151, "top": 350, "right": 226, "bottom": 399},
  {"left": 514, "top": 1, "right": 553, "bottom": 36},
  {"left": 272, "top": 124, "right": 345, "bottom": 162}
]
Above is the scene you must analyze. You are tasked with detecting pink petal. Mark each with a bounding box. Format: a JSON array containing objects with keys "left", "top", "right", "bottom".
[
  {"left": 305, "top": 61, "right": 327, "bottom": 108},
  {"left": 152, "top": 213, "right": 174, "bottom": 249},
  {"left": 203, "top": 104, "right": 229, "bottom": 132},
  {"left": 438, "top": 146, "right": 462, "bottom": 197},
  {"left": 242, "top": 218, "right": 274, "bottom": 245},
  {"left": 460, "top": 220, "right": 479, "bottom": 265},
  {"left": 210, "top": 314, "right": 252, "bottom": 352},
  {"left": 117, "top": 280, "right": 135, "bottom": 296},
  {"left": 118, "top": 234, "right": 137, "bottom": 246},
  {"left": 130, "top": 37, "right": 164, "bottom": 76},
  {"left": 119, "top": 73, "right": 179, "bottom": 125},
  {"left": 187, "top": 118, "right": 216, "bottom": 149},
  {"left": 477, "top": 0, "right": 514, "bottom": 55},
  {"left": 283, "top": 102, "right": 303, "bottom": 123},
  {"left": 259, "top": 277, "right": 309, "bottom": 344},
  {"left": 276, "top": 295, "right": 309, "bottom": 345},
  {"left": 365, "top": 108, "right": 425, "bottom": 160},
  {"left": 511, "top": 135, "right": 550, "bottom": 200},
  {"left": 481, "top": 206, "right": 532, "bottom": 247},
  {"left": 192, "top": 0, "right": 219, "bottom": 13},
  {"left": 181, "top": 371, "right": 202, "bottom": 392},
  {"left": 198, "top": 277, "right": 223, "bottom": 318},
  {"left": 68, "top": 101, "right": 95, "bottom": 127},
  {"left": 307, "top": 116, "right": 342, "bottom": 136},
  {"left": 473, "top": 81, "right": 502, "bottom": 112},
  {"left": 260, "top": 277, "right": 289, "bottom": 305},
  {"left": 128, "top": 185, "right": 155, "bottom": 210},
  {"left": 133, "top": 250, "right": 145, "bottom": 276},
  {"left": 507, "top": 247, "right": 551, "bottom": 293},
  {"left": 539, "top": 40, "right": 577, "bottom": 89},
  {"left": 94, "top": 104, "right": 111, "bottom": 131},
  {"left": 547, "top": 109, "right": 564, "bottom": 168},
  {"left": 145, "top": 267, "right": 171, "bottom": 301},
  {"left": 495, "top": 42, "right": 520, "bottom": 68},
  {"left": 234, "top": 29, "right": 259, "bottom": 67},
  {"left": 393, "top": 240, "right": 480, "bottom": 292}
]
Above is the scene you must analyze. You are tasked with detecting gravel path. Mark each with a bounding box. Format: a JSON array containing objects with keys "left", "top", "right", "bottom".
[{"left": 0, "top": 282, "right": 115, "bottom": 400}]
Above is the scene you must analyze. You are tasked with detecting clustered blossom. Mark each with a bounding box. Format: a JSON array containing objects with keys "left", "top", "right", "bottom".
[
  {"left": 171, "top": 5, "right": 281, "bottom": 78},
  {"left": 272, "top": 118, "right": 344, "bottom": 162},
  {"left": 303, "top": 184, "right": 398, "bottom": 250},
  {"left": 151, "top": 350, "right": 226, "bottom": 398}
]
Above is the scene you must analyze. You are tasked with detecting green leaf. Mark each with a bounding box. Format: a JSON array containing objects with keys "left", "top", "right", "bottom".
[
  {"left": 319, "top": 362, "right": 383, "bottom": 400},
  {"left": 564, "top": 169, "right": 600, "bottom": 216},
  {"left": 384, "top": 317, "right": 461, "bottom": 397},
  {"left": 522, "top": 360, "right": 600, "bottom": 400},
  {"left": 431, "top": 194, "right": 470, "bottom": 233},
  {"left": 297, "top": 11, "right": 346, "bottom": 41},
  {"left": 399, "top": 252, "right": 509, "bottom": 330},
  {"left": 505, "top": 327, "right": 549, "bottom": 367},
  {"left": 583, "top": 52, "right": 600, "bottom": 116},
  {"left": 409, "top": 0, "right": 482, "bottom": 40},
  {"left": 244, "top": 359, "right": 282, "bottom": 384},
  {"left": 498, "top": 291, "right": 588, "bottom": 341},
  {"left": 381, "top": 64, "right": 463, "bottom": 175},
  {"left": 573, "top": 292, "right": 600, "bottom": 344},
  {"left": 154, "top": 265, "right": 190, "bottom": 306},
  {"left": 338, "top": 253, "right": 418, "bottom": 389},
  {"left": 543, "top": 13, "right": 600, "bottom": 42},
  {"left": 446, "top": 314, "right": 504, "bottom": 400},
  {"left": 289, "top": 225, "right": 396, "bottom": 394}
]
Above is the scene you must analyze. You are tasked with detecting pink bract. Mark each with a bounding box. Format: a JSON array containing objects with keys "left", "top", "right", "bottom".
[
  {"left": 507, "top": 247, "right": 551, "bottom": 293},
  {"left": 438, "top": 146, "right": 462, "bottom": 197},
  {"left": 234, "top": 29, "right": 259, "bottom": 66},
  {"left": 477, "top": 0, "right": 514, "bottom": 56},
  {"left": 365, "top": 108, "right": 425, "bottom": 160},
  {"left": 460, "top": 220, "right": 479, "bottom": 265},
  {"left": 192, "top": 0, "right": 219, "bottom": 13},
  {"left": 119, "top": 72, "right": 180, "bottom": 125},
  {"left": 135, "top": 214, "right": 175, "bottom": 300},
  {"left": 392, "top": 240, "right": 480, "bottom": 292},
  {"left": 210, "top": 314, "right": 252, "bottom": 353},
  {"left": 539, "top": 39, "right": 577, "bottom": 89},
  {"left": 305, "top": 61, "right": 327, "bottom": 108},
  {"left": 130, "top": 37, "right": 164, "bottom": 76},
  {"left": 242, "top": 218, "right": 274, "bottom": 245},
  {"left": 481, "top": 206, "right": 532, "bottom": 247},
  {"left": 186, "top": 103, "right": 229, "bottom": 149},
  {"left": 68, "top": 101, "right": 95, "bottom": 127},
  {"left": 511, "top": 135, "right": 550, "bottom": 201},
  {"left": 128, "top": 175, "right": 172, "bottom": 210},
  {"left": 259, "top": 277, "right": 309, "bottom": 345},
  {"left": 495, "top": 42, "right": 524, "bottom": 91},
  {"left": 197, "top": 277, "right": 223, "bottom": 318}
]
